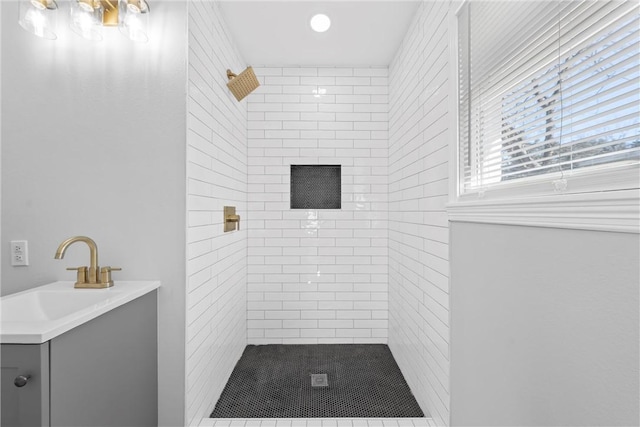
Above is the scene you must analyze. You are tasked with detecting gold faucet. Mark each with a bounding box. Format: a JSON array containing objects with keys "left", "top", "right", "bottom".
[{"left": 54, "top": 236, "right": 121, "bottom": 288}]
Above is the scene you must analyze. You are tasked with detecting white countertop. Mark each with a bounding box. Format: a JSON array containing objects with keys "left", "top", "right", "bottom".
[{"left": 0, "top": 281, "right": 160, "bottom": 344}]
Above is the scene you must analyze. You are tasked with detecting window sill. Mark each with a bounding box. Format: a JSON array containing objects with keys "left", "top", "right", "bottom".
[{"left": 447, "top": 189, "right": 640, "bottom": 233}]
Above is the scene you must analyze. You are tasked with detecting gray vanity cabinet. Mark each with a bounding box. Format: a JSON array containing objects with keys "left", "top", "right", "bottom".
[
  {"left": 0, "top": 344, "right": 49, "bottom": 427},
  {"left": 1, "top": 291, "right": 157, "bottom": 427}
]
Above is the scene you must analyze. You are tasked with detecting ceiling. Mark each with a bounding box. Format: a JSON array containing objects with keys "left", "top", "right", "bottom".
[{"left": 218, "top": 1, "right": 422, "bottom": 67}]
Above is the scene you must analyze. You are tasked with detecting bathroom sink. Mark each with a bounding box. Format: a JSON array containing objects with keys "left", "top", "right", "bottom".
[
  {"left": 0, "top": 281, "right": 160, "bottom": 344},
  {"left": 2, "top": 289, "right": 117, "bottom": 321}
]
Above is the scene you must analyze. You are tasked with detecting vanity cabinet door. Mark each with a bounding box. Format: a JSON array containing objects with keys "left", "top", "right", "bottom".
[
  {"left": 0, "top": 343, "right": 50, "bottom": 427},
  {"left": 49, "top": 291, "right": 157, "bottom": 427}
]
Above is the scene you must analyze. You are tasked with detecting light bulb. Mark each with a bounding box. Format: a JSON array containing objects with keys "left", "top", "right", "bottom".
[
  {"left": 75, "top": 12, "right": 95, "bottom": 36},
  {"left": 30, "top": 0, "right": 47, "bottom": 10},
  {"left": 122, "top": 13, "right": 148, "bottom": 42},
  {"left": 126, "top": 0, "right": 148, "bottom": 14},
  {"left": 19, "top": 0, "right": 58, "bottom": 40},
  {"left": 78, "top": 1, "right": 94, "bottom": 12},
  {"left": 310, "top": 14, "right": 331, "bottom": 33},
  {"left": 25, "top": 9, "right": 46, "bottom": 37},
  {"left": 69, "top": 0, "right": 103, "bottom": 41},
  {"left": 127, "top": 3, "right": 141, "bottom": 13},
  {"left": 119, "top": 0, "right": 149, "bottom": 43}
]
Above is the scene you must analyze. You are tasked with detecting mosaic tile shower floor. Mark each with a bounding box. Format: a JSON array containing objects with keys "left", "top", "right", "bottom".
[{"left": 210, "top": 344, "right": 425, "bottom": 419}]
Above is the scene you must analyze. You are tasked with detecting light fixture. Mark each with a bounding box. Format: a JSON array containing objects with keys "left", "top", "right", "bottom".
[
  {"left": 18, "top": 0, "right": 150, "bottom": 43},
  {"left": 310, "top": 13, "right": 331, "bottom": 33},
  {"left": 69, "top": 0, "right": 104, "bottom": 41},
  {"left": 119, "top": 0, "right": 150, "bottom": 43},
  {"left": 18, "top": 0, "right": 58, "bottom": 40}
]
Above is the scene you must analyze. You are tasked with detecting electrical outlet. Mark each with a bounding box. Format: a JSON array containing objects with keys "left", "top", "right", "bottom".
[{"left": 10, "top": 240, "right": 29, "bottom": 266}]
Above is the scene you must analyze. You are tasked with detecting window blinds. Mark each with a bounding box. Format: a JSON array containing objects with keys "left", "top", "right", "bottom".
[{"left": 458, "top": 0, "right": 640, "bottom": 196}]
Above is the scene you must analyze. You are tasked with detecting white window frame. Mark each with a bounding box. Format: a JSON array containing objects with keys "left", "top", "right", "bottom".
[{"left": 447, "top": 0, "right": 640, "bottom": 234}]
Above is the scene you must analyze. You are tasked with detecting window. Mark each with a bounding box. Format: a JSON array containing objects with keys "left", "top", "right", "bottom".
[{"left": 457, "top": 0, "right": 639, "bottom": 200}]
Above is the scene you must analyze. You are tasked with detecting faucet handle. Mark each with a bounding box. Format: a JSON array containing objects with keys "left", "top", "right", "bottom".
[
  {"left": 99, "top": 266, "right": 121, "bottom": 286},
  {"left": 66, "top": 266, "right": 88, "bottom": 284},
  {"left": 224, "top": 206, "right": 241, "bottom": 232}
]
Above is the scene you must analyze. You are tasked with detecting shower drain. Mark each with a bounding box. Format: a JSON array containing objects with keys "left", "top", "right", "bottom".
[{"left": 310, "top": 373, "right": 328, "bottom": 387}]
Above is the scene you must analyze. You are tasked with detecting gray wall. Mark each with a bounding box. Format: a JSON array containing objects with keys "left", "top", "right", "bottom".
[
  {"left": 0, "top": 2, "right": 187, "bottom": 425},
  {"left": 450, "top": 222, "right": 640, "bottom": 426}
]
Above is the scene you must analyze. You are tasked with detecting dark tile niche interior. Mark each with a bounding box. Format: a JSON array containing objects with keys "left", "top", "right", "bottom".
[{"left": 290, "top": 165, "right": 341, "bottom": 209}]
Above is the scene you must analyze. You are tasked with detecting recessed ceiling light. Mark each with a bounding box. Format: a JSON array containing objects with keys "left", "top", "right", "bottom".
[{"left": 310, "top": 14, "right": 331, "bottom": 33}]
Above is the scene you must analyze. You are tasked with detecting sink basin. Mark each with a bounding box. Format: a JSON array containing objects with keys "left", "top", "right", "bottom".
[
  {"left": 2, "top": 289, "right": 119, "bottom": 322},
  {"left": 0, "top": 281, "right": 160, "bottom": 344}
]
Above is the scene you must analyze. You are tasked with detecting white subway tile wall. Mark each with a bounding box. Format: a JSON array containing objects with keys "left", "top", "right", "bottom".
[
  {"left": 388, "top": 2, "right": 451, "bottom": 426},
  {"left": 247, "top": 67, "right": 389, "bottom": 344},
  {"left": 187, "top": 2, "right": 248, "bottom": 425}
]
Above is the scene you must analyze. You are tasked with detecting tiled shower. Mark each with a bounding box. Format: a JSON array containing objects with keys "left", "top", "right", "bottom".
[
  {"left": 185, "top": 1, "right": 450, "bottom": 426},
  {"left": 246, "top": 66, "right": 390, "bottom": 344}
]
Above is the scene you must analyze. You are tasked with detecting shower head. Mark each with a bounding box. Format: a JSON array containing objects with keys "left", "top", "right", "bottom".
[{"left": 226, "top": 66, "right": 260, "bottom": 101}]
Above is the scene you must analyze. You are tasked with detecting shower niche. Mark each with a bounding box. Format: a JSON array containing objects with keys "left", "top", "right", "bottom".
[{"left": 290, "top": 165, "right": 341, "bottom": 209}]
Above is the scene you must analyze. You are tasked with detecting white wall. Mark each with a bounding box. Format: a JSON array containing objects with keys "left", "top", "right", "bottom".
[
  {"left": 246, "top": 66, "right": 389, "bottom": 344},
  {"left": 450, "top": 223, "right": 640, "bottom": 426},
  {"left": 185, "top": 1, "right": 248, "bottom": 425},
  {"left": 388, "top": 1, "right": 451, "bottom": 424},
  {"left": 0, "top": 2, "right": 188, "bottom": 426}
]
